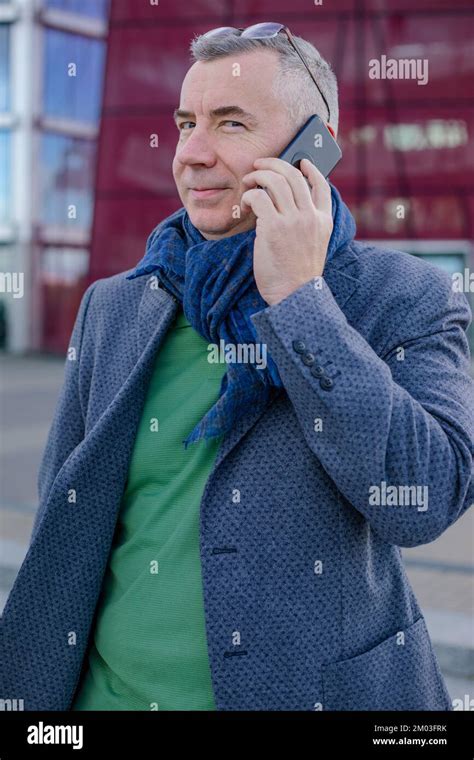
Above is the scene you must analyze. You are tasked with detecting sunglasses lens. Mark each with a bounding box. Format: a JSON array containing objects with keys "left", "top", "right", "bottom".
[
  {"left": 240, "top": 22, "right": 284, "bottom": 39},
  {"left": 202, "top": 26, "right": 241, "bottom": 39}
]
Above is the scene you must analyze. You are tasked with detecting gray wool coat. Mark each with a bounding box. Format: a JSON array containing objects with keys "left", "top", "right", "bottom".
[{"left": 1, "top": 238, "right": 473, "bottom": 711}]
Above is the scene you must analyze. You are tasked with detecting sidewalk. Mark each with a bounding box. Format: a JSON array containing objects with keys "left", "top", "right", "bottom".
[{"left": 1, "top": 353, "right": 473, "bottom": 706}]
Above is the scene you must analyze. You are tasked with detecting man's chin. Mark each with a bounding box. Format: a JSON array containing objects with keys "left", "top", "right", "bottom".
[
  {"left": 186, "top": 207, "right": 255, "bottom": 240},
  {"left": 186, "top": 210, "right": 243, "bottom": 240}
]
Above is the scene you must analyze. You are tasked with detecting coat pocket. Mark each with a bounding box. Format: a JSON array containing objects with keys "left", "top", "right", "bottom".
[{"left": 321, "top": 616, "right": 452, "bottom": 711}]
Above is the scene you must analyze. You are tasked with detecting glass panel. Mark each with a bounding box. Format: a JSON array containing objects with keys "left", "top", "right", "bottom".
[
  {"left": 336, "top": 108, "right": 473, "bottom": 193},
  {"left": 0, "top": 241, "right": 14, "bottom": 350},
  {"left": 44, "top": 0, "right": 110, "bottom": 20},
  {"left": 43, "top": 29, "right": 106, "bottom": 123},
  {"left": 234, "top": 0, "right": 472, "bottom": 20},
  {"left": 346, "top": 194, "right": 468, "bottom": 239},
  {"left": 39, "top": 133, "right": 96, "bottom": 228},
  {"left": 0, "top": 24, "right": 10, "bottom": 112},
  {"left": 111, "top": 0, "right": 230, "bottom": 22},
  {"left": 0, "top": 130, "right": 10, "bottom": 223},
  {"left": 40, "top": 247, "right": 90, "bottom": 353},
  {"left": 364, "top": 15, "right": 473, "bottom": 104},
  {"left": 41, "top": 247, "right": 89, "bottom": 284},
  {"left": 97, "top": 115, "right": 176, "bottom": 194},
  {"left": 105, "top": 24, "right": 212, "bottom": 108},
  {"left": 90, "top": 197, "right": 180, "bottom": 279}
]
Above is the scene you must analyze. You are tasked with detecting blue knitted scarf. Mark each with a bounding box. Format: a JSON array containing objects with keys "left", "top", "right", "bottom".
[{"left": 126, "top": 181, "right": 356, "bottom": 448}]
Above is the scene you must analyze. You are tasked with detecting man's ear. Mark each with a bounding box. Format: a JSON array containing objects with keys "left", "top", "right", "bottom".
[{"left": 326, "top": 123, "right": 337, "bottom": 140}]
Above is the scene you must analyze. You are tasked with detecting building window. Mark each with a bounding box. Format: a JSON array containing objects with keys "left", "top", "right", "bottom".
[
  {"left": 44, "top": 0, "right": 109, "bottom": 20},
  {"left": 41, "top": 246, "right": 89, "bottom": 284},
  {"left": 39, "top": 133, "right": 96, "bottom": 228},
  {"left": 0, "top": 130, "right": 10, "bottom": 224},
  {"left": 43, "top": 29, "right": 106, "bottom": 124},
  {"left": 0, "top": 23, "right": 10, "bottom": 112}
]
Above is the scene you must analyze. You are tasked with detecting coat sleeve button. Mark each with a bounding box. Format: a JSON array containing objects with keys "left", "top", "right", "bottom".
[
  {"left": 292, "top": 339, "right": 306, "bottom": 354},
  {"left": 320, "top": 376, "right": 334, "bottom": 390},
  {"left": 301, "top": 352, "right": 315, "bottom": 366},
  {"left": 310, "top": 364, "right": 325, "bottom": 378}
]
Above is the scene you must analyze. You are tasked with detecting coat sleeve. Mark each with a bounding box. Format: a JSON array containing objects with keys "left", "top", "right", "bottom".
[
  {"left": 250, "top": 272, "right": 474, "bottom": 548},
  {"left": 31, "top": 280, "right": 98, "bottom": 542}
]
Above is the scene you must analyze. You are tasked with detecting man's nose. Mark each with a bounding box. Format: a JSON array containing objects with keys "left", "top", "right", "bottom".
[{"left": 176, "top": 127, "right": 217, "bottom": 166}]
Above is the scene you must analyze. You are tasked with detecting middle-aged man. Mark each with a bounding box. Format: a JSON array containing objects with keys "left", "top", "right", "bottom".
[{"left": 2, "top": 23, "right": 473, "bottom": 713}]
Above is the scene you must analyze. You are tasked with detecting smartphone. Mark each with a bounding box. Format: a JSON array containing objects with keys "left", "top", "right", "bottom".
[{"left": 278, "top": 113, "right": 342, "bottom": 178}]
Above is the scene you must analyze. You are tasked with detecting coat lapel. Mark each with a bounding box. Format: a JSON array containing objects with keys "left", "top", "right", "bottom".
[{"left": 2, "top": 279, "right": 181, "bottom": 708}]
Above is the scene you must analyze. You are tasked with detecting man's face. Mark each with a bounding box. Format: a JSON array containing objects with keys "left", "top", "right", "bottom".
[{"left": 172, "top": 49, "right": 295, "bottom": 240}]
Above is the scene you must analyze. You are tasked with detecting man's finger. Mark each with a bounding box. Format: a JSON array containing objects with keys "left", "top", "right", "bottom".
[
  {"left": 240, "top": 187, "right": 276, "bottom": 219},
  {"left": 299, "top": 159, "right": 332, "bottom": 216},
  {"left": 253, "top": 156, "right": 314, "bottom": 211},
  {"left": 242, "top": 169, "right": 296, "bottom": 214}
]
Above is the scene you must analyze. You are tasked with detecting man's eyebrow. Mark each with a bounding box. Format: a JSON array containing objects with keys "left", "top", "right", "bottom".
[{"left": 173, "top": 105, "right": 258, "bottom": 125}]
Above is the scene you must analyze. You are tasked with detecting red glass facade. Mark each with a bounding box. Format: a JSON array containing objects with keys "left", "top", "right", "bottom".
[{"left": 50, "top": 0, "right": 474, "bottom": 349}]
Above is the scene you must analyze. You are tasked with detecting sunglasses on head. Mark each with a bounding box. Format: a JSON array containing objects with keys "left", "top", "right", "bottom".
[{"left": 202, "top": 22, "right": 331, "bottom": 124}]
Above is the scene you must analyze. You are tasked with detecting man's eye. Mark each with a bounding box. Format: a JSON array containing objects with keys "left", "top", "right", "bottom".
[{"left": 178, "top": 120, "right": 244, "bottom": 130}]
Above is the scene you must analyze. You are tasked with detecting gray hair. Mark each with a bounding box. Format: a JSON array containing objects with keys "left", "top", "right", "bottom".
[{"left": 189, "top": 31, "right": 339, "bottom": 136}]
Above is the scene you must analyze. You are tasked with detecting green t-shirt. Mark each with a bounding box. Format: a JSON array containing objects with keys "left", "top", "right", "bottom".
[{"left": 71, "top": 306, "right": 227, "bottom": 710}]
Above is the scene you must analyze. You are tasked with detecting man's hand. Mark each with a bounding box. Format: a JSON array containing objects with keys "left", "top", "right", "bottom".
[{"left": 240, "top": 156, "right": 333, "bottom": 306}]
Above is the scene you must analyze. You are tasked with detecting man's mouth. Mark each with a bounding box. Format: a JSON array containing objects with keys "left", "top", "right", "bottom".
[{"left": 189, "top": 187, "right": 229, "bottom": 199}]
